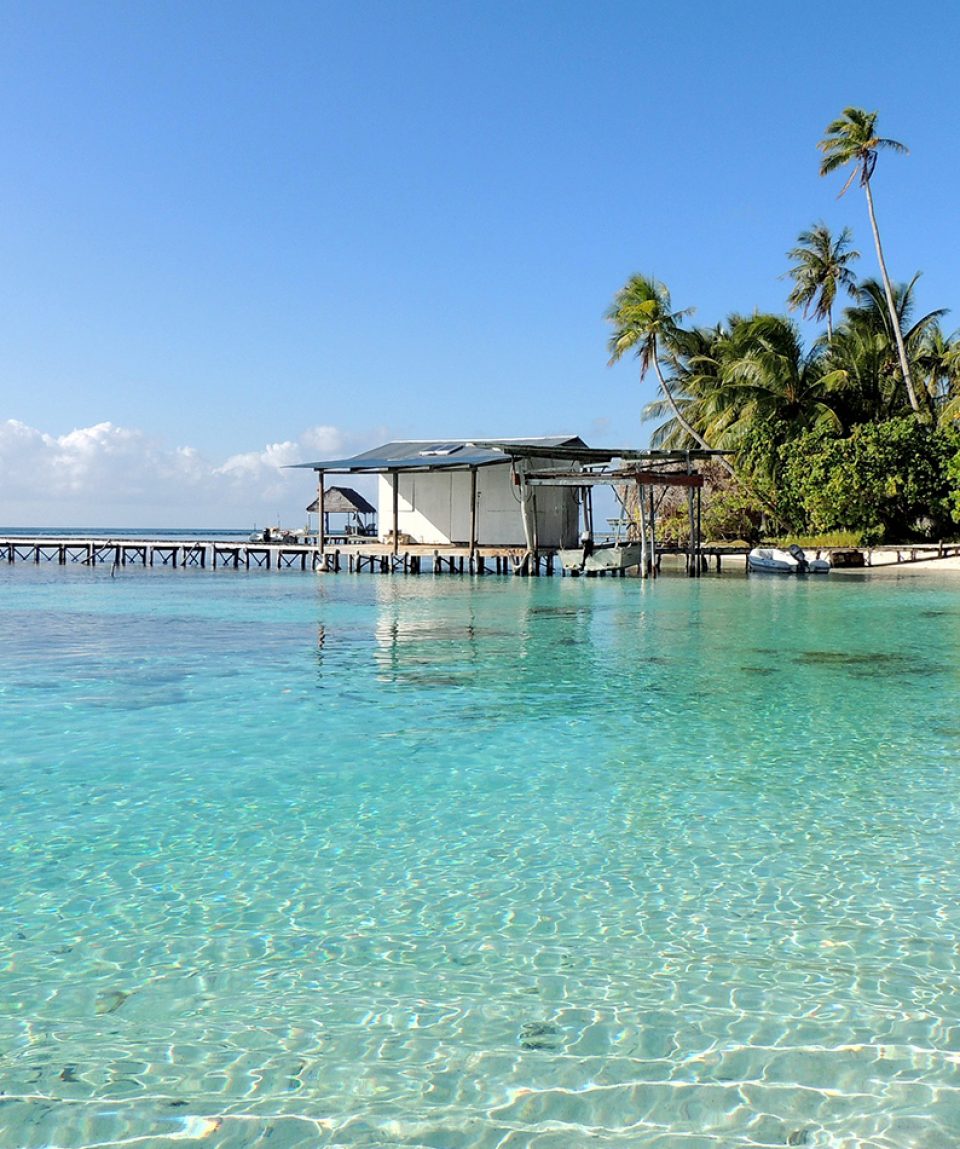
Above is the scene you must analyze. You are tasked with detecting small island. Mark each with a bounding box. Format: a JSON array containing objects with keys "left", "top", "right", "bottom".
[{"left": 606, "top": 107, "right": 960, "bottom": 551}]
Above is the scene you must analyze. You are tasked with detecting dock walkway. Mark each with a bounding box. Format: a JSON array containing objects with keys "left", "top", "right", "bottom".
[
  {"left": 5, "top": 537, "right": 956, "bottom": 576},
  {"left": 0, "top": 536, "right": 565, "bottom": 575},
  {"left": 0, "top": 536, "right": 742, "bottom": 576}
]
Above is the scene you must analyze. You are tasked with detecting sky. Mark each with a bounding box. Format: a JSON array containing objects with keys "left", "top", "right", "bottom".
[{"left": 2, "top": 0, "right": 958, "bottom": 527}]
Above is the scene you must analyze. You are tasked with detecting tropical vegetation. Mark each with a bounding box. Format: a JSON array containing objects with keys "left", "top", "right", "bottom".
[{"left": 608, "top": 107, "right": 960, "bottom": 545}]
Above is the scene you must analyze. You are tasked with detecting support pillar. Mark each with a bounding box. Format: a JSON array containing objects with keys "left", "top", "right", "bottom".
[
  {"left": 469, "top": 467, "right": 478, "bottom": 563},
  {"left": 317, "top": 471, "right": 326, "bottom": 559},
  {"left": 391, "top": 471, "right": 399, "bottom": 556}
]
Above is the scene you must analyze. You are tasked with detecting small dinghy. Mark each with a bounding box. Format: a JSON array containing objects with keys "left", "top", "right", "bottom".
[{"left": 748, "top": 544, "right": 830, "bottom": 574}]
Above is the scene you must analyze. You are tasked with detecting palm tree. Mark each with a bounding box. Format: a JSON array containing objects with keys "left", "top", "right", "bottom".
[
  {"left": 823, "top": 321, "right": 895, "bottom": 430},
  {"left": 605, "top": 275, "right": 734, "bottom": 475},
  {"left": 641, "top": 324, "right": 731, "bottom": 450},
  {"left": 818, "top": 107, "right": 919, "bottom": 415},
  {"left": 915, "top": 323, "right": 960, "bottom": 423},
  {"left": 783, "top": 222, "right": 860, "bottom": 338},
  {"left": 717, "top": 314, "right": 843, "bottom": 433},
  {"left": 648, "top": 315, "right": 842, "bottom": 455},
  {"left": 644, "top": 315, "right": 842, "bottom": 445},
  {"left": 835, "top": 276, "right": 947, "bottom": 423}
]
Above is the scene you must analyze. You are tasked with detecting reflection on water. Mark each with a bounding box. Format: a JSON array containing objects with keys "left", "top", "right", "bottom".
[{"left": 1, "top": 565, "right": 959, "bottom": 1147}]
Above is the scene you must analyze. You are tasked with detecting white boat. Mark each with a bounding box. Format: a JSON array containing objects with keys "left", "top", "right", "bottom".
[
  {"left": 558, "top": 541, "right": 643, "bottom": 574},
  {"left": 248, "top": 527, "right": 303, "bottom": 544},
  {"left": 748, "top": 544, "right": 830, "bottom": 574}
]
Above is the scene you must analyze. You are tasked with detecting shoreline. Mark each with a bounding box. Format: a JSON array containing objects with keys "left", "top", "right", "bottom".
[{"left": 836, "top": 547, "right": 960, "bottom": 575}]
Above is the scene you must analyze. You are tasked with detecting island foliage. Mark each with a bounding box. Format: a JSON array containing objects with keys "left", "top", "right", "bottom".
[{"left": 608, "top": 107, "right": 960, "bottom": 545}]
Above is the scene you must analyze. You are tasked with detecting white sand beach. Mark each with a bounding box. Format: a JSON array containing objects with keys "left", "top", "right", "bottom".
[{"left": 837, "top": 547, "right": 960, "bottom": 575}]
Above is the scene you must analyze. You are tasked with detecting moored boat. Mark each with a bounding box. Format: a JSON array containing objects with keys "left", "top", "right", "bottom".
[
  {"left": 558, "top": 541, "right": 643, "bottom": 573},
  {"left": 748, "top": 544, "right": 830, "bottom": 574},
  {"left": 248, "top": 527, "right": 304, "bottom": 544}
]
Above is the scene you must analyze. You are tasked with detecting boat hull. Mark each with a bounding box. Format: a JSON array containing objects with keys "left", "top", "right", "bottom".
[
  {"left": 748, "top": 547, "right": 830, "bottom": 574},
  {"left": 558, "top": 543, "right": 643, "bottom": 573}
]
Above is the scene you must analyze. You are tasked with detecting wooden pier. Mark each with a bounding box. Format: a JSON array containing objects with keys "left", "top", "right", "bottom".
[
  {"left": 0, "top": 535, "right": 778, "bottom": 577},
  {"left": 10, "top": 535, "right": 950, "bottom": 577},
  {"left": 0, "top": 536, "right": 575, "bottom": 576}
]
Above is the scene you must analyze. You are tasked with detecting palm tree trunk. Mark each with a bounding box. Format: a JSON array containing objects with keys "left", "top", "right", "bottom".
[
  {"left": 652, "top": 352, "right": 738, "bottom": 478},
  {"left": 863, "top": 176, "right": 921, "bottom": 416}
]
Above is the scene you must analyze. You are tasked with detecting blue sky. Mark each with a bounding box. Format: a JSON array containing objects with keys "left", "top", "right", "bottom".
[{"left": 1, "top": 0, "right": 957, "bottom": 525}]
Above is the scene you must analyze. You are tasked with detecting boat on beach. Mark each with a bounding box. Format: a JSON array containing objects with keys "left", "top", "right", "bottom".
[{"left": 748, "top": 544, "right": 831, "bottom": 574}]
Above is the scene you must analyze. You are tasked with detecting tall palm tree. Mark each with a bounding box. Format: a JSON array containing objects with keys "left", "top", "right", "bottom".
[
  {"left": 605, "top": 275, "right": 734, "bottom": 475},
  {"left": 817, "top": 107, "right": 919, "bottom": 415},
  {"left": 838, "top": 276, "right": 947, "bottom": 422},
  {"left": 783, "top": 222, "right": 860, "bottom": 338}
]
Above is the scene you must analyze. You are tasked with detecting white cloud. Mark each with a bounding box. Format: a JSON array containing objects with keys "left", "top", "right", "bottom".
[
  {"left": 300, "top": 425, "right": 346, "bottom": 455},
  {"left": 0, "top": 419, "right": 361, "bottom": 528}
]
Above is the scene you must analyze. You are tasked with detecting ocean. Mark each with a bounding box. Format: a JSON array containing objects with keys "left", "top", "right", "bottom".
[
  {"left": 1, "top": 560, "right": 958, "bottom": 1148},
  {"left": 0, "top": 527, "right": 255, "bottom": 541}
]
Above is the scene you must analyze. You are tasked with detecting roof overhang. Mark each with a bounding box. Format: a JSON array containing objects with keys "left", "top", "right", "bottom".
[
  {"left": 288, "top": 438, "right": 731, "bottom": 475},
  {"left": 288, "top": 437, "right": 605, "bottom": 474}
]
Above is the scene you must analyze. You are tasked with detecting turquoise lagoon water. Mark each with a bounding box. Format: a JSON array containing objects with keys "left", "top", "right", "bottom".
[{"left": 1, "top": 564, "right": 959, "bottom": 1149}]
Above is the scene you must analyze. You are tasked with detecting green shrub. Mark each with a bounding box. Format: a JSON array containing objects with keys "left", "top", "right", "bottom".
[{"left": 776, "top": 418, "right": 955, "bottom": 541}]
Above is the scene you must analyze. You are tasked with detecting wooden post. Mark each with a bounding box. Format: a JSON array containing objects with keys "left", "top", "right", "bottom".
[
  {"left": 686, "top": 456, "right": 696, "bottom": 577},
  {"left": 517, "top": 464, "right": 536, "bottom": 563},
  {"left": 317, "top": 471, "right": 325, "bottom": 557},
  {"left": 687, "top": 485, "right": 696, "bottom": 575},
  {"left": 649, "top": 486, "right": 657, "bottom": 577},
  {"left": 469, "top": 467, "right": 478, "bottom": 560},
  {"left": 638, "top": 482, "right": 648, "bottom": 579},
  {"left": 392, "top": 471, "right": 399, "bottom": 556}
]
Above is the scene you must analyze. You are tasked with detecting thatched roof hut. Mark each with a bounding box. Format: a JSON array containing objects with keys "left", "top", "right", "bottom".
[{"left": 306, "top": 486, "right": 376, "bottom": 516}]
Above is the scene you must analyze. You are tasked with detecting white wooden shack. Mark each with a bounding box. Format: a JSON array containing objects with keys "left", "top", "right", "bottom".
[{"left": 293, "top": 437, "right": 598, "bottom": 549}]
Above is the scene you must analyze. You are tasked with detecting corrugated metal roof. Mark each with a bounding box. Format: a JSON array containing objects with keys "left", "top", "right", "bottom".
[
  {"left": 289, "top": 437, "right": 729, "bottom": 474},
  {"left": 475, "top": 440, "right": 620, "bottom": 463},
  {"left": 290, "top": 437, "right": 594, "bottom": 472}
]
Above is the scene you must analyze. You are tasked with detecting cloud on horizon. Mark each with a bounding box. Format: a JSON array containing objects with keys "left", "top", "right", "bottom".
[{"left": 0, "top": 419, "right": 361, "bottom": 528}]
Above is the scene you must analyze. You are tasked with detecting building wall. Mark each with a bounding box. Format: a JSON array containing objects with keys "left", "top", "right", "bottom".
[{"left": 377, "top": 462, "right": 579, "bottom": 547}]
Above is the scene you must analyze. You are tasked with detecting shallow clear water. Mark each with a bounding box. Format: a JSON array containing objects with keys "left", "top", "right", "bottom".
[{"left": 1, "top": 564, "right": 959, "bottom": 1148}]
